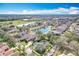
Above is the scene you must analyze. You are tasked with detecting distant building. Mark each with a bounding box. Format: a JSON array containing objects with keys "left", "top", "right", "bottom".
[
  {"left": 16, "top": 30, "right": 36, "bottom": 42},
  {"left": 20, "top": 33, "right": 36, "bottom": 41},
  {"left": 22, "top": 19, "right": 29, "bottom": 20},
  {"left": 52, "top": 24, "right": 69, "bottom": 35},
  {"left": 71, "top": 23, "right": 79, "bottom": 36}
]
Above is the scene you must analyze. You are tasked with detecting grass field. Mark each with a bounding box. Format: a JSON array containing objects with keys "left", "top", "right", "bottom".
[
  {"left": 0, "top": 20, "right": 34, "bottom": 25},
  {"left": 0, "top": 19, "right": 47, "bottom": 26}
]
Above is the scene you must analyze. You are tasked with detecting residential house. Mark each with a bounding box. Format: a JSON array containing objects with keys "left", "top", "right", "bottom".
[{"left": 0, "top": 43, "right": 19, "bottom": 56}]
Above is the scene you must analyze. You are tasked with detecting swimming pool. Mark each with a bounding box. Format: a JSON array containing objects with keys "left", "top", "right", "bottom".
[{"left": 38, "top": 27, "right": 49, "bottom": 34}]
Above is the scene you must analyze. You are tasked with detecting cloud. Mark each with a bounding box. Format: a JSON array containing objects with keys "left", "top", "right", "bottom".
[
  {"left": 0, "top": 7, "right": 79, "bottom": 14},
  {"left": 70, "top": 7, "right": 79, "bottom": 10},
  {"left": 69, "top": 7, "right": 79, "bottom": 14}
]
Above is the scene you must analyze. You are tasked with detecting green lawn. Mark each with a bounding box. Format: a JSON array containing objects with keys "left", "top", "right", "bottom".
[
  {"left": 11, "top": 20, "right": 28, "bottom": 25},
  {"left": 0, "top": 20, "right": 34, "bottom": 25},
  {"left": 0, "top": 18, "right": 48, "bottom": 27},
  {"left": 0, "top": 38, "right": 3, "bottom": 42}
]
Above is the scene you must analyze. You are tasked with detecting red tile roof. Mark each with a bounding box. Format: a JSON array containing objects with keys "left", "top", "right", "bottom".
[{"left": 0, "top": 43, "right": 18, "bottom": 56}]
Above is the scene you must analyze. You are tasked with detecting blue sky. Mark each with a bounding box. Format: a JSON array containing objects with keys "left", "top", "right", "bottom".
[{"left": 0, "top": 3, "right": 79, "bottom": 14}]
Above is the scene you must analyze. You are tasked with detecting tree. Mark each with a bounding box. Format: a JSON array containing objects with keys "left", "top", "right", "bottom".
[
  {"left": 49, "top": 35, "right": 59, "bottom": 44},
  {"left": 69, "top": 40, "right": 79, "bottom": 55},
  {"left": 0, "top": 30, "right": 16, "bottom": 48},
  {"left": 35, "top": 45, "right": 46, "bottom": 55},
  {"left": 64, "top": 31, "right": 79, "bottom": 43},
  {"left": 16, "top": 44, "right": 27, "bottom": 56}
]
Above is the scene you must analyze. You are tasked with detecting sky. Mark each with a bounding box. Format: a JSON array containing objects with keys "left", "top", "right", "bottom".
[
  {"left": 0, "top": 0, "right": 78, "bottom": 3},
  {"left": 0, "top": 3, "right": 79, "bottom": 14}
]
